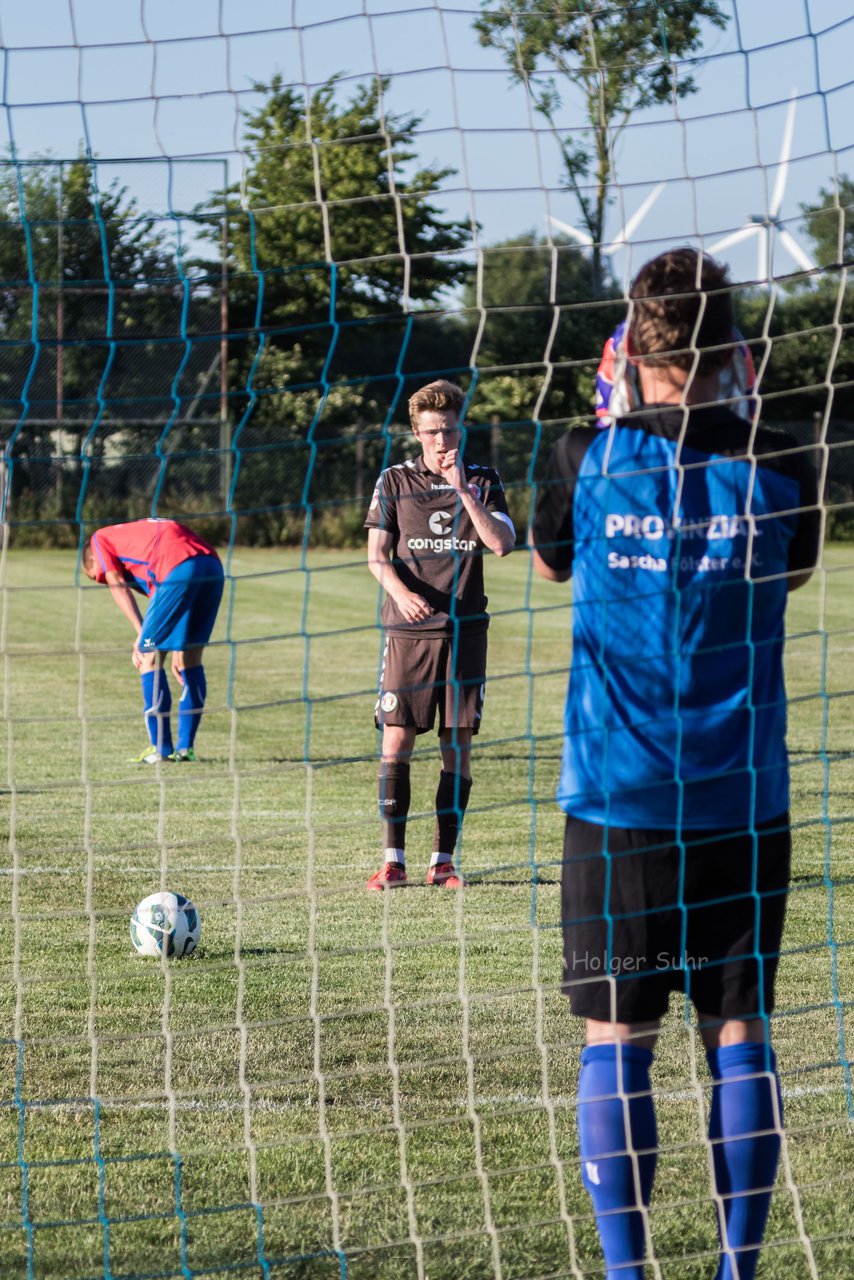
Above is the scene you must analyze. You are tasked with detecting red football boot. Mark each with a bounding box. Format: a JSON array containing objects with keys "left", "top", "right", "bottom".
[
  {"left": 366, "top": 862, "right": 408, "bottom": 891},
  {"left": 426, "top": 861, "right": 465, "bottom": 888}
]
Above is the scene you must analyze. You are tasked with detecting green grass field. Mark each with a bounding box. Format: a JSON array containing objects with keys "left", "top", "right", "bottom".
[{"left": 1, "top": 543, "right": 852, "bottom": 1280}]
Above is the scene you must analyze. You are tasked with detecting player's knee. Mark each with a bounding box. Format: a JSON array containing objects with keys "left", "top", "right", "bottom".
[
  {"left": 439, "top": 729, "right": 473, "bottom": 762},
  {"left": 179, "top": 647, "right": 204, "bottom": 669},
  {"left": 585, "top": 1019, "right": 660, "bottom": 1052},
  {"left": 381, "top": 726, "right": 415, "bottom": 762},
  {"left": 699, "top": 1017, "right": 771, "bottom": 1052}
]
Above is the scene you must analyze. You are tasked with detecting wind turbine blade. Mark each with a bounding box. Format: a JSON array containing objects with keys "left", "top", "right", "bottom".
[
  {"left": 546, "top": 214, "right": 593, "bottom": 247},
  {"left": 758, "top": 229, "right": 769, "bottom": 283},
  {"left": 769, "top": 89, "right": 797, "bottom": 220},
  {"left": 708, "top": 225, "right": 759, "bottom": 255},
  {"left": 605, "top": 182, "right": 666, "bottom": 255},
  {"left": 778, "top": 227, "right": 816, "bottom": 273}
]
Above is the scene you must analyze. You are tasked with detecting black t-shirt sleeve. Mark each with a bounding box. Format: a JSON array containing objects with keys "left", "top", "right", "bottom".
[
  {"left": 364, "top": 470, "right": 398, "bottom": 534},
  {"left": 788, "top": 448, "right": 822, "bottom": 577},
  {"left": 472, "top": 467, "right": 511, "bottom": 519},
  {"left": 531, "top": 431, "right": 589, "bottom": 574},
  {"left": 754, "top": 430, "right": 822, "bottom": 578}
]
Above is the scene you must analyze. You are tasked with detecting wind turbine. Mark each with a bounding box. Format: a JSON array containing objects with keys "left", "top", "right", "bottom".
[
  {"left": 547, "top": 182, "right": 666, "bottom": 261},
  {"left": 708, "top": 90, "right": 815, "bottom": 281}
]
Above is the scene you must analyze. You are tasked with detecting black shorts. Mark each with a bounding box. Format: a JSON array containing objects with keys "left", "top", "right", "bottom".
[
  {"left": 561, "top": 814, "right": 791, "bottom": 1024},
  {"left": 375, "top": 631, "right": 487, "bottom": 735}
]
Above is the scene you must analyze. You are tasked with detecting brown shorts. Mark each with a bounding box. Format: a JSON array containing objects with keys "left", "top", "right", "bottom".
[{"left": 375, "top": 631, "right": 487, "bottom": 735}]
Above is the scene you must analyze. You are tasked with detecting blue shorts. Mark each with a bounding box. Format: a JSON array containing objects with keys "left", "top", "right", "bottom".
[{"left": 139, "top": 555, "right": 224, "bottom": 654}]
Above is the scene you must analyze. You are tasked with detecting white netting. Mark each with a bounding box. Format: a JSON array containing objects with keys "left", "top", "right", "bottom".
[{"left": 0, "top": 3, "right": 852, "bottom": 1278}]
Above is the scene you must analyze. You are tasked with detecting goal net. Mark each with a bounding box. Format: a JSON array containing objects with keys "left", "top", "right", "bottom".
[{"left": 1, "top": 2, "right": 852, "bottom": 1277}]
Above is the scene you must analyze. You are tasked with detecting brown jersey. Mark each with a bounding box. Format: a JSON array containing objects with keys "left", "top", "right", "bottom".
[{"left": 364, "top": 455, "right": 513, "bottom": 636}]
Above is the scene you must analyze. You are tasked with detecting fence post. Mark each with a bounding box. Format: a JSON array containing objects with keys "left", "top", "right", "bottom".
[
  {"left": 354, "top": 434, "right": 365, "bottom": 504},
  {"left": 56, "top": 161, "right": 64, "bottom": 512},
  {"left": 219, "top": 174, "right": 231, "bottom": 508},
  {"left": 490, "top": 413, "right": 502, "bottom": 473}
]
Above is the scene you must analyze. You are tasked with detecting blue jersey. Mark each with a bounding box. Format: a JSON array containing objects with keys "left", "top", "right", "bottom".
[{"left": 532, "top": 407, "right": 820, "bottom": 830}]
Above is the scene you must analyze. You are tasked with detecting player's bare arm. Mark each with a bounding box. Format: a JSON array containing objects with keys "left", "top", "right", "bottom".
[
  {"left": 84, "top": 546, "right": 146, "bottom": 646},
  {"left": 528, "top": 528, "right": 572, "bottom": 582},
  {"left": 101, "top": 569, "right": 148, "bottom": 667},
  {"left": 438, "top": 449, "right": 514, "bottom": 557},
  {"left": 367, "top": 527, "right": 434, "bottom": 623}
]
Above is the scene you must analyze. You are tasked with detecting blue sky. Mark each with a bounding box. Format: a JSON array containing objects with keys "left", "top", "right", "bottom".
[{"left": 0, "top": 0, "right": 852, "bottom": 286}]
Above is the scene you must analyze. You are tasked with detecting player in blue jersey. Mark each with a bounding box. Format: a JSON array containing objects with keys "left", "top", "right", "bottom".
[{"left": 531, "top": 248, "right": 821, "bottom": 1280}]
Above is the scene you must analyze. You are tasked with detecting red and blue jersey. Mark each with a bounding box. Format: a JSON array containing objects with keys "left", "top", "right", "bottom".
[{"left": 89, "top": 519, "right": 218, "bottom": 596}]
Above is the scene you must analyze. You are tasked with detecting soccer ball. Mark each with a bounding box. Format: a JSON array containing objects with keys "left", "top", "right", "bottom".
[{"left": 130, "top": 891, "right": 200, "bottom": 958}]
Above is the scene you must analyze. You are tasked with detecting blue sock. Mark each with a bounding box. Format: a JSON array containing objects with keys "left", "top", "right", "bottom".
[
  {"left": 707, "top": 1042, "right": 782, "bottom": 1280},
  {"left": 577, "top": 1043, "right": 658, "bottom": 1280},
  {"left": 177, "top": 665, "right": 206, "bottom": 750},
  {"left": 140, "top": 669, "right": 173, "bottom": 756}
]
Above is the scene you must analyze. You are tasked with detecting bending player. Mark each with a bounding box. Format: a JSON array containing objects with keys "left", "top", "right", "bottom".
[
  {"left": 82, "top": 517, "right": 224, "bottom": 763},
  {"left": 531, "top": 248, "right": 821, "bottom": 1280},
  {"left": 365, "top": 379, "right": 515, "bottom": 889}
]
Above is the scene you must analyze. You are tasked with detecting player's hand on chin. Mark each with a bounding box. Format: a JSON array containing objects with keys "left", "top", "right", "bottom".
[
  {"left": 438, "top": 448, "right": 466, "bottom": 493},
  {"left": 394, "top": 588, "right": 434, "bottom": 624}
]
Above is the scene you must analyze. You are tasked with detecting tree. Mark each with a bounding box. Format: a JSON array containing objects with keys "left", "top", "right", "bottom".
[
  {"left": 737, "top": 174, "right": 854, "bottom": 429},
  {"left": 222, "top": 75, "right": 470, "bottom": 327},
  {"left": 801, "top": 176, "right": 854, "bottom": 267},
  {"left": 737, "top": 287, "right": 853, "bottom": 421},
  {"left": 460, "top": 233, "right": 621, "bottom": 498},
  {"left": 735, "top": 283, "right": 854, "bottom": 535},
  {"left": 473, "top": 0, "right": 727, "bottom": 291},
  {"left": 0, "top": 155, "right": 185, "bottom": 528},
  {"left": 196, "top": 75, "right": 473, "bottom": 535}
]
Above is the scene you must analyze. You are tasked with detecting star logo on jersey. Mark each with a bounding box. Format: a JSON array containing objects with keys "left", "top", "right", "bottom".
[
  {"left": 380, "top": 692, "right": 398, "bottom": 713},
  {"left": 428, "top": 510, "right": 452, "bottom": 536}
]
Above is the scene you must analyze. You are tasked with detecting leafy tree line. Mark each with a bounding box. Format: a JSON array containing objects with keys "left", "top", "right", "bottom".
[
  {"left": 0, "top": 154, "right": 221, "bottom": 538},
  {"left": 2, "top": 54, "right": 854, "bottom": 544}
]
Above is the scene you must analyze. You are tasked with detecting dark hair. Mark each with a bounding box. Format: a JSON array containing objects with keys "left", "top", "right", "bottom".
[
  {"left": 628, "top": 248, "right": 735, "bottom": 376},
  {"left": 408, "top": 379, "right": 465, "bottom": 427}
]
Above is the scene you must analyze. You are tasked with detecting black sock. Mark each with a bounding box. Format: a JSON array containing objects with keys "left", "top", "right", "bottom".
[
  {"left": 378, "top": 761, "right": 411, "bottom": 855},
  {"left": 433, "top": 771, "right": 472, "bottom": 858}
]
